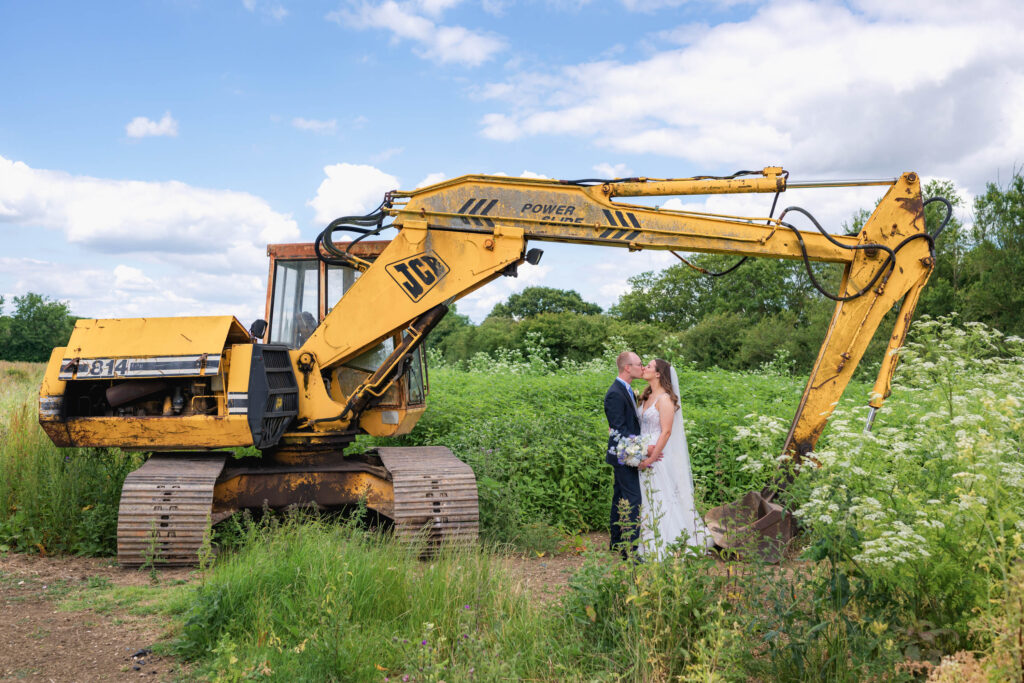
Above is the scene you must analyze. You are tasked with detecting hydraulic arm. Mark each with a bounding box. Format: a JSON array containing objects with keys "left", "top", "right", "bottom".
[{"left": 304, "top": 167, "right": 945, "bottom": 461}]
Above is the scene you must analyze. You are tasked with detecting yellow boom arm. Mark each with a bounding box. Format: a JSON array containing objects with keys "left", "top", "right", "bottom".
[{"left": 298, "top": 167, "right": 935, "bottom": 460}]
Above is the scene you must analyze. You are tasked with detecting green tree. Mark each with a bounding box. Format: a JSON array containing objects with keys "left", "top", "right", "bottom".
[
  {"left": 841, "top": 207, "right": 872, "bottom": 234},
  {"left": 916, "top": 179, "right": 971, "bottom": 320},
  {"left": 488, "top": 286, "right": 601, "bottom": 320},
  {"left": 515, "top": 312, "right": 665, "bottom": 362},
  {"left": 0, "top": 293, "right": 77, "bottom": 362},
  {"left": 610, "top": 255, "right": 820, "bottom": 330},
  {"left": 434, "top": 316, "right": 516, "bottom": 362},
  {"left": 427, "top": 303, "right": 471, "bottom": 354},
  {"left": 0, "top": 296, "right": 9, "bottom": 351},
  {"left": 962, "top": 170, "right": 1024, "bottom": 335}
]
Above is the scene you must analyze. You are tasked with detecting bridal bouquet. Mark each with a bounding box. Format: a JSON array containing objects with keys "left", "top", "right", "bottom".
[{"left": 609, "top": 430, "right": 649, "bottom": 467}]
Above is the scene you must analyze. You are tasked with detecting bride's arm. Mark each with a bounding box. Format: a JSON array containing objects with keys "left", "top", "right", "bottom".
[{"left": 641, "top": 396, "right": 674, "bottom": 468}]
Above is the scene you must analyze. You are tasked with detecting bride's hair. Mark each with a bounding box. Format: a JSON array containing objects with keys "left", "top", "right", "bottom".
[{"left": 640, "top": 358, "right": 679, "bottom": 408}]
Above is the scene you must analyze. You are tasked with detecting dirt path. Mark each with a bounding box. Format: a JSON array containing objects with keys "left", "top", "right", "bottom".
[
  {"left": 501, "top": 531, "right": 609, "bottom": 604},
  {"left": 0, "top": 555, "right": 194, "bottom": 683}
]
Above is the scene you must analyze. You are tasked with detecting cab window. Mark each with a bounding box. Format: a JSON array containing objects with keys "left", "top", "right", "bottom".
[
  {"left": 326, "top": 265, "right": 360, "bottom": 315},
  {"left": 270, "top": 260, "right": 318, "bottom": 348}
]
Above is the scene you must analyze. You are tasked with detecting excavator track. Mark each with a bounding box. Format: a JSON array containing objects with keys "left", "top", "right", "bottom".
[
  {"left": 116, "top": 453, "right": 227, "bottom": 567},
  {"left": 377, "top": 446, "right": 479, "bottom": 549}
]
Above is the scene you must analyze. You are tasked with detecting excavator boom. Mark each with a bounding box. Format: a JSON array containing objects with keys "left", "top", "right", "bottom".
[{"left": 304, "top": 168, "right": 936, "bottom": 461}]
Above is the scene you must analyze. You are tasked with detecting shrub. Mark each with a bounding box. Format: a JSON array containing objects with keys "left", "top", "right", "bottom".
[{"left": 785, "top": 316, "right": 1024, "bottom": 663}]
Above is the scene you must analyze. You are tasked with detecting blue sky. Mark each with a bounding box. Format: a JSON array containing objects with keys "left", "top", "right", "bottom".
[{"left": 2, "top": 0, "right": 1022, "bottom": 323}]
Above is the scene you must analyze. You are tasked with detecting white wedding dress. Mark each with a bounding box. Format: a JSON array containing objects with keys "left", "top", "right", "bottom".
[{"left": 638, "top": 367, "right": 714, "bottom": 559}]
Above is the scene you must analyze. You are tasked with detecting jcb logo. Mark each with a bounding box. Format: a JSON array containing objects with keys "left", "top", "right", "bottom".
[{"left": 385, "top": 251, "right": 450, "bottom": 302}]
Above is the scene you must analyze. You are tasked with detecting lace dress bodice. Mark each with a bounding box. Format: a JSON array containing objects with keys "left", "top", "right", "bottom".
[{"left": 640, "top": 401, "right": 662, "bottom": 442}]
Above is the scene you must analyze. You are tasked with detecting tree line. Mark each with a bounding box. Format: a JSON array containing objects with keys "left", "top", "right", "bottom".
[
  {"left": 432, "top": 171, "right": 1024, "bottom": 373},
  {"left": 0, "top": 294, "right": 77, "bottom": 363}
]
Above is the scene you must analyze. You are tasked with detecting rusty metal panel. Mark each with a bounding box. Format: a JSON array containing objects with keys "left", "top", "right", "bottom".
[
  {"left": 116, "top": 453, "right": 227, "bottom": 567},
  {"left": 64, "top": 316, "right": 249, "bottom": 360},
  {"left": 64, "top": 415, "right": 253, "bottom": 450},
  {"left": 213, "top": 467, "right": 394, "bottom": 515},
  {"left": 267, "top": 241, "right": 391, "bottom": 260}
]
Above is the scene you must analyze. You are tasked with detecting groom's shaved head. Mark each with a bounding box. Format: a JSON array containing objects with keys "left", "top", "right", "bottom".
[{"left": 616, "top": 351, "right": 641, "bottom": 371}]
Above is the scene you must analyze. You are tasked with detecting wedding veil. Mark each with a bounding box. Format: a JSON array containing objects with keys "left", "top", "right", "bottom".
[
  {"left": 667, "top": 364, "right": 711, "bottom": 545},
  {"left": 667, "top": 366, "right": 692, "bottom": 493}
]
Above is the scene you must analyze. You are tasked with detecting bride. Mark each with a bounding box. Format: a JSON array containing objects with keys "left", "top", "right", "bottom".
[{"left": 637, "top": 358, "right": 713, "bottom": 559}]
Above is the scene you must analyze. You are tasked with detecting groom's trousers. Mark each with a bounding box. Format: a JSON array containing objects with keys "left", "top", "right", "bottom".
[{"left": 609, "top": 463, "right": 642, "bottom": 557}]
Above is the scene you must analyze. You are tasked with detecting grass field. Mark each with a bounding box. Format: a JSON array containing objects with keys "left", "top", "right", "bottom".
[{"left": 2, "top": 316, "right": 1023, "bottom": 680}]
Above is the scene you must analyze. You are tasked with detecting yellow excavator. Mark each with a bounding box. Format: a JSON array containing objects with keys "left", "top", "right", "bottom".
[{"left": 37, "top": 167, "right": 950, "bottom": 565}]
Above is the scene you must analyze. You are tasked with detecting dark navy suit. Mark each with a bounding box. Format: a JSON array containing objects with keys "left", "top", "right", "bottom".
[{"left": 604, "top": 378, "right": 641, "bottom": 556}]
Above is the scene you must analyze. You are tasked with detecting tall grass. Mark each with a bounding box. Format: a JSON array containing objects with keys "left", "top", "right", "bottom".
[
  {"left": 171, "top": 512, "right": 581, "bottom": 682},
  {"left": 0, "top": 361, "right": 139, "bottom": 555},
  {"left": 170, "top": 510, "right": 784, "bottom": 682}
]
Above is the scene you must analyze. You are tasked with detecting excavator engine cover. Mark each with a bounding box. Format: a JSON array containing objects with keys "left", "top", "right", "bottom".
[{"left": 38, "top": 316, "right": 298, "bottom": 452}]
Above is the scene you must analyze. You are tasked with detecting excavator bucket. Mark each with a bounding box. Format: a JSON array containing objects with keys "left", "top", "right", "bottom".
[{"left": 704, "top": 491, "right": 795, "bottom": 563}]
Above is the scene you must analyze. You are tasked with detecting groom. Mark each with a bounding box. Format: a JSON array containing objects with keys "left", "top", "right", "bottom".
[{"left": 605, "top": 350, "right": 658, "bottom": 558}]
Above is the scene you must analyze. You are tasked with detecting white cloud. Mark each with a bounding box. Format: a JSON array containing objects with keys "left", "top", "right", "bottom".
[
  {"left": 328, "top": 1, "right": 505, "bottom": 66},
  {"left": 479, "top": 113, "right": 519, "bottom": 141},
  {"left": 579, "top": 246, "right": 675, "bottom": 310},
  {"left": 112, "top": 264, "right": 156, "bottom": 291},
  {"left": 479, "top": 0, "right": 1024, "bottom": 191},
  {"left": 620, "top": 0, "right": 753, "bottom": 10},
  {"left": 125, "top": 112, "right": 178, "bottom": 138},
  {"left": 417, "top": 171, "right": 448, "bottom": 187},
  {"left": 655, "top": 22, "right": 710, "bottom": 46},
  {"left": 243, "top": 0, "right": 288, "bottom": 21},
  {"left": 481, "top": 0, "right": 507, "bottom": 15},
  {"left": 0, "top": 155, "right": 299, "bottom": 272},
  {"left": 486, "top": 170, "right": 551, "bottom": 179},
  {"left": 456, "top": 262, "right": 551, "bottom": 321},
  {"left": 292, "top": 117, "right": 337, "bottom": 134},
  {"left": 0, "top": 257, "right": 269, "bottom": 321},
  {"left": 0, "top": 153, "right": 296, "bottom": 319},
  {"left": 416, "top": 0, "right": 462, "bottom": 15},
  {"left": 371, "top": 147, "right": 404, "bottom": 162},
  {"left": 308, "top": 162, "right": 400, "bottom": 223},
  {"left": 593, "top": 162, "right": 630, "bottom": 178}
]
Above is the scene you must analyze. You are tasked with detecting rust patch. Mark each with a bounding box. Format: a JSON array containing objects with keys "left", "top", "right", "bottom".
[{"left": 896, "top": 195, "right": 926, "bottom": 233}]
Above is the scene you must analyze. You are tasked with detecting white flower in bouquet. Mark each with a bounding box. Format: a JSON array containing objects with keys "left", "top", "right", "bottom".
[{"left": 609, "top": 429, "right": 650, "bottom": 467}]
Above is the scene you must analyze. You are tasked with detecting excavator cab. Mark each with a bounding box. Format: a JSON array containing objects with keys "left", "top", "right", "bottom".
[
  {"left": 266, "top": 255, "right": 318, "bottom": 348},
  {"left": 264, "top": 242, "right": 429, "bottom": 438},
  {"left": 264, "top": 242, "right": 366, "bottom": 348}
]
